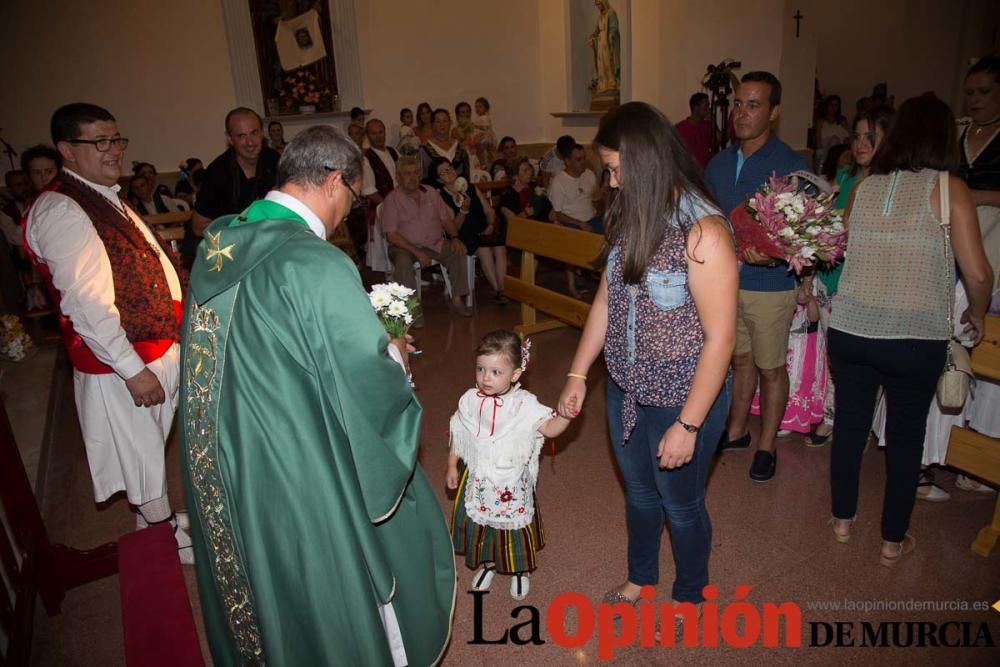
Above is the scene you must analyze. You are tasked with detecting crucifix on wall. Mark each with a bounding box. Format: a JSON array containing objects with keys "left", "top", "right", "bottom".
[{"left": 793, "top": 9, "right": 804, "bottom": 38}]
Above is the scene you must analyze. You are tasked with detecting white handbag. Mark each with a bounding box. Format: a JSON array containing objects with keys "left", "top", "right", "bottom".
[{"left": 935, "top": 171, "right": 974, "bottom": 409}]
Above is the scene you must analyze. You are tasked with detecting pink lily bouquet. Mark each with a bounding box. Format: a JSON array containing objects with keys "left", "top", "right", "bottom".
[
  {"left": 731, "top": 171, "right": 847, "bottom": 275},
  {"left": 368, "top": 282, "right": 418, "bottom": 338}
]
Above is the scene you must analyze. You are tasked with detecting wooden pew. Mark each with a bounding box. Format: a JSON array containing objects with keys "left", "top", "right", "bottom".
[
  {"left": 504, "top": 216, "right": 604, "bottom": 335},
  {"left": 945, "top": 314, "right": 1000, "bottom": 557},
  {"left": 146, "top": 211, "right": 190, "bottom": 252},
  {"left": 145, "top": 211, "right": 191, "bottom": 229}
]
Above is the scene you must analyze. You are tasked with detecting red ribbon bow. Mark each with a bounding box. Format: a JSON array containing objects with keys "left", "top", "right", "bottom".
[{"left": 475, "top": 390, "right": 505, "bottom": 436}]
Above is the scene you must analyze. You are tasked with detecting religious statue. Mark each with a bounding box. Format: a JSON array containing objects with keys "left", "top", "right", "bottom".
[{"left": 588, "top": 0, "right": 620, "bottom": 111}]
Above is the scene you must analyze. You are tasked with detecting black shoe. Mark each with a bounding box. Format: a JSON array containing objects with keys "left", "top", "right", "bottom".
[
  {"left": 749, "top": 450, "right": 776, "bottom": 482},
  {"left": 718, "top": 432, "right": 751, "bottom": 451},
  {"left": 805, "top": 424, "right": 832, "bottom": 448}
]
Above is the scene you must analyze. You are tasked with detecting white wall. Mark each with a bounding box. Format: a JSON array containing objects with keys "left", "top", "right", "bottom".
[
  {"left": 4, "top": 0, "right": 996, "bottom": 183},
  {"left": 0, "top": 1, "right": 238, "bottom": 179},
  {"left": 813, "top": 0, "right": 999, "bottom": 119},
  {"left": 353, "top": 0, "right": 547, "bottom": 146}
]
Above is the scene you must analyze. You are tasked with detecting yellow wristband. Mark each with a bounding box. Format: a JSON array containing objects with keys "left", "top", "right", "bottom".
[{"left": 566, "top": 372, "right": 587, "bottom": 381}]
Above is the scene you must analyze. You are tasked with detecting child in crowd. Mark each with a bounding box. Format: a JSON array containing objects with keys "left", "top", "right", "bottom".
[
  {"left": 472, "top": 97, "right": 498, "bottom": 162},
  {"left": 396, "top": 107, "right": 420, "bottom": 154},
  {"left": 750, "top": 273, "right": 827, "bottom": 435},
  {"left": 447, "top": 330, "right": 570, "bottom": 600}
]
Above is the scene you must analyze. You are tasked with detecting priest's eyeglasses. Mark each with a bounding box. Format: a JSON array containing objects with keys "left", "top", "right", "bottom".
[
  {"left": 324, "top": 165, "right": 363, "bottom": 209},
  {"left": 67, "top": 137, "right": 129, "bottom": 152}
]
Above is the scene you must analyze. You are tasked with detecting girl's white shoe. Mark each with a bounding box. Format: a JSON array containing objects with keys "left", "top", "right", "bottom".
[
  {"left": 471, "top": 565, "right": 495, "bottom": 591},
  {"left": 511, "top": 573, "right": 530, "bottom": 600}
]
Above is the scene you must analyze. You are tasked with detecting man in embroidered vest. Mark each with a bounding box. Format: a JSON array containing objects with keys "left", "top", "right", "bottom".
[
  {"left": 23, "top": 103, "right": 192, "bottom": 561},
  {"left": 180, "top": 125, "right": 455, "bottom": 666}
]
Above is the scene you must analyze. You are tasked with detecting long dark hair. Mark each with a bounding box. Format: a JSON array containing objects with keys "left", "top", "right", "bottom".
[
  {"left": 416, "top": 102, "right": 432, "bottom": 128},
  {"left": 821, "top": 143, "right": 849, "bottom": 182},
  {"left": 967, "top": 55, "right": 1000, "bottom": 82},
  {"left": 869, "top": 95, "right": 958, "bottom": 175},
  {"left": 593, "top": 101, "right": 719, "bottom": 284},
  {"left": 849, "top": 105, "right": 894, "bottom": 176}
]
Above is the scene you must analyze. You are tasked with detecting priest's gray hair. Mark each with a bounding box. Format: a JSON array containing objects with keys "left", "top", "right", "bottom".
[{"left": 276, "top": 125, "right": 362, "bottom": 189}]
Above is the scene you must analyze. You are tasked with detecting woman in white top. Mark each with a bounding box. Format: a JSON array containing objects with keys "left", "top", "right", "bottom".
[{"left": 827, "top": 95, "right": 992, "bottom": 566}]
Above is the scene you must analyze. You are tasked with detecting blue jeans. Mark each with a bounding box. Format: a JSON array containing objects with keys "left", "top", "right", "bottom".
[{"left": 607, "top": 379, "right": 730, "bottom": 603}]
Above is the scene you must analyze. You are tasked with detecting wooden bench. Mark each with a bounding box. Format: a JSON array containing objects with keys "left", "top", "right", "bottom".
[
  {"left": 946, "top": 314, "right": 1000, "bottom": 557},
  {"left": 147, "top": 211, "right": 190, "bottom": 252},
  {"left": 503, "top": 216, "right": 604, "bottom": 335}
]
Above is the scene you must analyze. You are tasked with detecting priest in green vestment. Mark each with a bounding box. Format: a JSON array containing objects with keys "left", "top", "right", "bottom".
[{"left": 180, "top": 125, "right": 456, "bottom": 666}]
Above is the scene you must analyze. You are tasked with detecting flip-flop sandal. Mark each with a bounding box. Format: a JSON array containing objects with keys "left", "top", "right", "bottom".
[
  {"left": 602, "top": 589, "right": 639, "bottom": 605},
  {"left": 880, "top": 534, "right": 916, "bottom": 567}
]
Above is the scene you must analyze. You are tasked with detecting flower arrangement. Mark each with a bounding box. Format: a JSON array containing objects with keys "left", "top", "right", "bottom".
[
  {"left": 730, "top": 171, "right": 847, "bottom": 275},
  {"left": 0, "top": 314, "right": 34, "bottom": 362},
  {"left": 279, "top": 67, "right": 332, "bottom": 111},
  {"left": 368, "top": 282, "right": 418, "bottom": 338}
]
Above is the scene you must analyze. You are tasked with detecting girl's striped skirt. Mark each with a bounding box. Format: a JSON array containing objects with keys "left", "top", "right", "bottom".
[{"left": 451, "top": 465, "right": 545, "bottom": 574}]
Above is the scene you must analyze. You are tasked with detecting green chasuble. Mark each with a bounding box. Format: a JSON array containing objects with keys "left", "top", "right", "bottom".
[{"left": 180, "top": 200, "right": 456, "bottom": 666}]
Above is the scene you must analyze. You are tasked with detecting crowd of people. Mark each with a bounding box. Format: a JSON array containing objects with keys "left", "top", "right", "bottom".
[{"left": 1, "top": 54, "right": 998, "bottom": 664}]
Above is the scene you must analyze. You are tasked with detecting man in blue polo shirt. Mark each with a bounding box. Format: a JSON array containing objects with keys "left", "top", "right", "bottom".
[{"left": 705, "top": 71, "right": 807, "bottom": 483}]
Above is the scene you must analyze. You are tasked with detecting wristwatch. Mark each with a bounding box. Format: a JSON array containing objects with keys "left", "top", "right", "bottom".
[{"left": 676, "top": 418, "right": 701, "bottom": 433}]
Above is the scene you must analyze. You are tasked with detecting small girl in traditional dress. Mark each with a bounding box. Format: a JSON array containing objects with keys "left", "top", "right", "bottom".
[
  {"left": 750, "top": 273, "right": 827, "bottom": 434},
  {"left": 446, "top": 330, "right": 570, "bottom": 600}
]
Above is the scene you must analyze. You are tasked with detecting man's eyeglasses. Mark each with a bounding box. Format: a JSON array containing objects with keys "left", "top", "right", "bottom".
[
  {"left": 324, "top": 165, "right": 363, "bottom": 209},
  {"left": 66, "top": 137, "right": 129, "bottom": 152}
]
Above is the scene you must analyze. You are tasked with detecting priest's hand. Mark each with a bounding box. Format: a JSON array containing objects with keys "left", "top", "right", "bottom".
[
  {"left": 126, "top": 368, "right": 165, "bottom": 408},
  {"left": 388, "top": 334, "right": 414, "bottom": 374}
]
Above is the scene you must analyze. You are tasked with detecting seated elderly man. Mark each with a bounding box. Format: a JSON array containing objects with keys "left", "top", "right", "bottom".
[{"left": 381, "top": 156, "right": 472, "bottom": 327}]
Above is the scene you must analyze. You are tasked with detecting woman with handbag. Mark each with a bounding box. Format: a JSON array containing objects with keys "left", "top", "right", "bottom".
[{"left": 827, "top": 95, "right": 993, "bottom": 566}]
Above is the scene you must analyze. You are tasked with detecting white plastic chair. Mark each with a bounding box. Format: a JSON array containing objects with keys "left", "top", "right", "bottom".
[{"left": 375, "top": 203, "right": 476, "bottom": 307}]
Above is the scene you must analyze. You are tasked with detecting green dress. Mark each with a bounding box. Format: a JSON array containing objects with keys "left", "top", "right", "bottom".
[
  {"left": 180, "top": 200, "right": 456, "bottom": 666},
  {"left": 818, "top": 164, "right": 860, "bottom": 296}
]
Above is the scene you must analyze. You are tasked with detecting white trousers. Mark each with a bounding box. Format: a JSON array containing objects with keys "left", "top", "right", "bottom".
[{"left": 73, "top": 344, "right": 179, "bottom": 504}]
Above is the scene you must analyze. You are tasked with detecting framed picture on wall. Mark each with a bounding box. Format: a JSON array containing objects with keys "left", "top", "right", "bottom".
[{"left": 248, "top": 0, "right": 340, "bottom": 115}]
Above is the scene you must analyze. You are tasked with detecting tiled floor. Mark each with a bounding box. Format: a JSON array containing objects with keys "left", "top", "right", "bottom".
[{"left": 25, "top": 268, "right": 1000, "bottom": 666}]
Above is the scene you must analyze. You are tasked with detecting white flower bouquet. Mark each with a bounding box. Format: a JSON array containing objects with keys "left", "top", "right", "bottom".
[{"left": 368, "top": 282, "right": 418, "bottom": 338}]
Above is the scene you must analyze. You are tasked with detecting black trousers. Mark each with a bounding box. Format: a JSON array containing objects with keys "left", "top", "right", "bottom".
[{"left": 828, "top": 329, "right": 947, "bottom": 542}]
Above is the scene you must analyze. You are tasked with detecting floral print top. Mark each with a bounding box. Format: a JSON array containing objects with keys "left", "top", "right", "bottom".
[{"left": 605, "top": 192, "right": 726, "bottom": 440}]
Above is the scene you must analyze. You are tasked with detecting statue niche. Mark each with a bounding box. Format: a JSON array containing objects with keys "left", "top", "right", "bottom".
[{"left": 588, "top": 0, "right": 620, "bottom": 111}]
